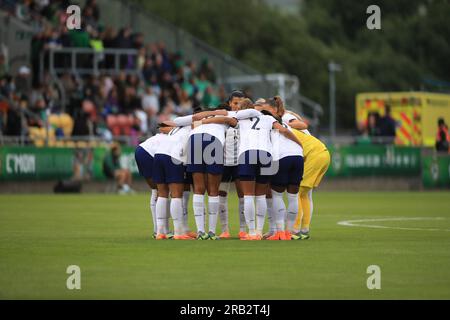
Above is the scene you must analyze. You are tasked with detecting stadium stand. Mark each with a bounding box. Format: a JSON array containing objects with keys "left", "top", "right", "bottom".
[{"left": 0, "top": 0, "right": 224, "bottom": 146}]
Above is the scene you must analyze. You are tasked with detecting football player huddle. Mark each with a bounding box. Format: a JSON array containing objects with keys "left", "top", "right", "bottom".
[{"left": 134, "top": 91, "right": 330, "bottom": 240}]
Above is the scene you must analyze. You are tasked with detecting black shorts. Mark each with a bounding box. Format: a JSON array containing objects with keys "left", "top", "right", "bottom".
[{"left": 221, "top": 165, "right": 239, "bottom": 183}]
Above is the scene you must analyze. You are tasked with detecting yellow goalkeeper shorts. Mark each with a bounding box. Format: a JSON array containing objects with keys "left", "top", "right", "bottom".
[{"left": 300, "top": 149, "right": 331, "bottom": 188}]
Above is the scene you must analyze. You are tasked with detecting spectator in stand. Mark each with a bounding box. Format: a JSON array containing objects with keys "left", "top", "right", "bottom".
[
  {"left": 84, "top": 0, "right": 100, "bottom": 22},
  {"left": 4, "top": 97, "right": 27, "bottom": 137},
  {"left": 195, "top": 72, "right": 211, "bottom": 100},
  {"left": 45, "top": 28, "right": 62, "bottom": 50},
  {"left": 72, "top": 99, "right": 96, "bottom": 136},
  {"left": 142, "top": 86, "right": 159, "bottom": 114},
  {"left": 102, "top": 27, "right": 118, "bottom": 48},
  {"left": 82, "top": 5, "right": 98, "bottom": 32},
  {"left": 132, "top": 32, "right": 145, "bottom": 50},
  {"left": 142, "top": 57, "right": 157, "bottom": 85},
  {"left": 116, "top": 27, "right": 134, "bottom": 69},
  {"left": 0, "top": 74, "right": 13, "bottom": 98},
  {"left": 15, "top": 66, "right": 32, "bottom": 99},
  {"left": 436, "top": 118, "right": 450, "bottom": 153},
  {"left": 106, "top": 86, "right": 136, "bottom": 137},
  {"left": 202, "top": 85, "right": 220, "bottom": 108},
  {"left": 199, "top": 58, "right": 216, "bottom": 83},
  {"left": 69, "top": 27, "right": 91, "bottom": 48},
  {"left": 0, "top": 54, "right": 8, "bottom": 79},
  {"left": 27, "top": 85, "right": 47, "bottom": 128},
  {"left": 378, "top": 105, "right": 397, "bottom": 144},
  {"left": 177, "top": 89, "right": 193, "bottom": 115}
]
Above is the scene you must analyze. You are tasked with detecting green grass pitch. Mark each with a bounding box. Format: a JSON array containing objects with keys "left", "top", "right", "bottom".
[{"left": 0, "top": 192, "right": 449, "bottom": 299}]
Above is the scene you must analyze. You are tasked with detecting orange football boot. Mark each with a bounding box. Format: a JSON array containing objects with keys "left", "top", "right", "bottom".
[
  {"left": 241, "top": 234, "right": 262, "bottom": 241},
  {"left": 266, "top": 233, "right": 280, "bottom": 240},
  {"left": 185, "top": 231, "right": 197, "bottom": 239},
  {"left": 238, "top": 231, "right": 248, "bottom": 239},
  {"left": 283, "top": 230, "right": 292, "bottom": 241},
  {"left": 277, "top": 231, "right": 287, "bottom": 240},
  {"left": 155, "top": 234, "right": 167, "bottom": 240},
  {"left": 174, "top": 234, "right": 194, "bottom": 240},
  {"left": 219, "top": 231, "right": 231, "bottom": 239}
]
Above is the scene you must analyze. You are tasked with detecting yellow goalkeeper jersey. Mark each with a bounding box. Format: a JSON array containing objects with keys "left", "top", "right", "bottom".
[{"left": 292, "top": 129, "right": 328, "bottom": 158}]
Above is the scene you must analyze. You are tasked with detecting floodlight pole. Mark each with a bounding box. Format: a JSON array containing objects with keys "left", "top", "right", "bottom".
[{"left": 328, "top": 61, "right": 342, "bottom": 139}]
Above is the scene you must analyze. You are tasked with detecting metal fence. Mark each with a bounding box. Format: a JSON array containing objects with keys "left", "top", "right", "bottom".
[{"left": 40, "top": 47, "right": 140, "bottom": 80}]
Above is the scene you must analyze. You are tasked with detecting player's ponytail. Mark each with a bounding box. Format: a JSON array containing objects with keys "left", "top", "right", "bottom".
[
  {"left": 273, "top": 95, "right": 285, "bottom": 117},
  {"left": 266, "top": 95, "right": 285, "bottom": 116}
]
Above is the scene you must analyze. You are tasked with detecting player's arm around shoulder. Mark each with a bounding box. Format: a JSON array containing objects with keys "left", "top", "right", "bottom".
[
  {"left": 193, "top": 109, "right": 227, "bottom": 121},
  {"left": 200, "top": 115, "right": 237, "bottom": 127},
  {"left": 288, "top": 119, "right": 308, "bottom": 130},
  {"left": 273, "top": 122, "right": 303, "bottom": 148},
  {"left": 158, "top": 121, "right": 175, "bottom": 134}
]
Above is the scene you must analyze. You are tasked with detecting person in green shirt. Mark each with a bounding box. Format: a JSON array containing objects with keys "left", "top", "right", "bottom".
[
  {"left": 103, "top": 143, "right": 134, "bottom": 194},
  {"left": 69, "top": 29, "right": 91, "bottom": 48}
]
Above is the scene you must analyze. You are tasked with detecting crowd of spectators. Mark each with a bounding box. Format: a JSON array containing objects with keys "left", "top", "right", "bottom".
[{"left": 0, "top": 0, "right": 225, "bottom": 144}]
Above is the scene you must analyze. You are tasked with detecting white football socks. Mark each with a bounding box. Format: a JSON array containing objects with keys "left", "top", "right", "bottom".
[
  {"left": 150, "top": 189, "right": 157, "bottom": 234},
  {"left": 170, "top": 198, "right": 184, "bottom": 236},
  {"left": 238, "top": 197, "right": 246, "bottom": 232},
  {"left": 193, "top": 194, "right": 205, "bottom": 233},
  {"left": 208, "top": 196, "right": 220, "bottom": 234},
  {"left": 219, "top": 195, "right": 228, "bottom": 233},
  {"left": 155, "top": 197, "right": 169, "bottom": 234},
  {"left": 182, "top": 191, "right": 190, "bottom": 233},
  {"left": 243, "top": 195, "right": 256, "bottom": 235},
  {"left": 255, "top": 195, "right": 267, "bottom": 235},
  {"left": 266, "top": 198, "right": 276, "bottom": 233},
  {"left": 271, "top": 190, "right": 286, "bottom": 231},
  {"left": 164, "top": 197, "right": 170, "bottom": 234},
  {"left": 286, "top": 192, "right": 299, "bottom": 232}
]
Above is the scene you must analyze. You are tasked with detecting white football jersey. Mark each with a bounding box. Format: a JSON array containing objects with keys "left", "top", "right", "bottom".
[
  {"left": 282, "top": 112, "right": 297, "bottom": 124},
  {"left": 238, "top": 114, "right": 276, "bottom": 156},
  {"left": 189, "top": 120, "right": 228, "bottom": 145},
  {"left": 223, "top": 111, "right": 239, "bottom": 166},
  {"left": 139, "top": 133, "right": 165, "bottom": 157},
  {"left": 155, "top": 126, "right": 191, "bottom": 163},
  {"left": 173, "top": 115, "right": 193, "bottom": 127},
  {"left": 282, "top": 112, "right": 311, "bottom": 136},
  {"left": 271, "top": 121, "right": 303, "bottom": 161}
]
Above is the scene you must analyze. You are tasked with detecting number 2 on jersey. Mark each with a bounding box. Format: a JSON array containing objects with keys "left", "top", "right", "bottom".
[{"left": 250, "top": 117, "right": 260, "bottom": 130}]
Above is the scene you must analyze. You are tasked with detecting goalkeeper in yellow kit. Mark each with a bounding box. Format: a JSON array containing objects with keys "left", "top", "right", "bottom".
[{"left": 281, "top": 110, "right": 331, "bottom": 240}]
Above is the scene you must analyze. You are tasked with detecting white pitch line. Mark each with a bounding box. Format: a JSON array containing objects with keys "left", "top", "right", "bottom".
[{"left": 337, "top": 217, "right": 450, "bottom": 232}]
